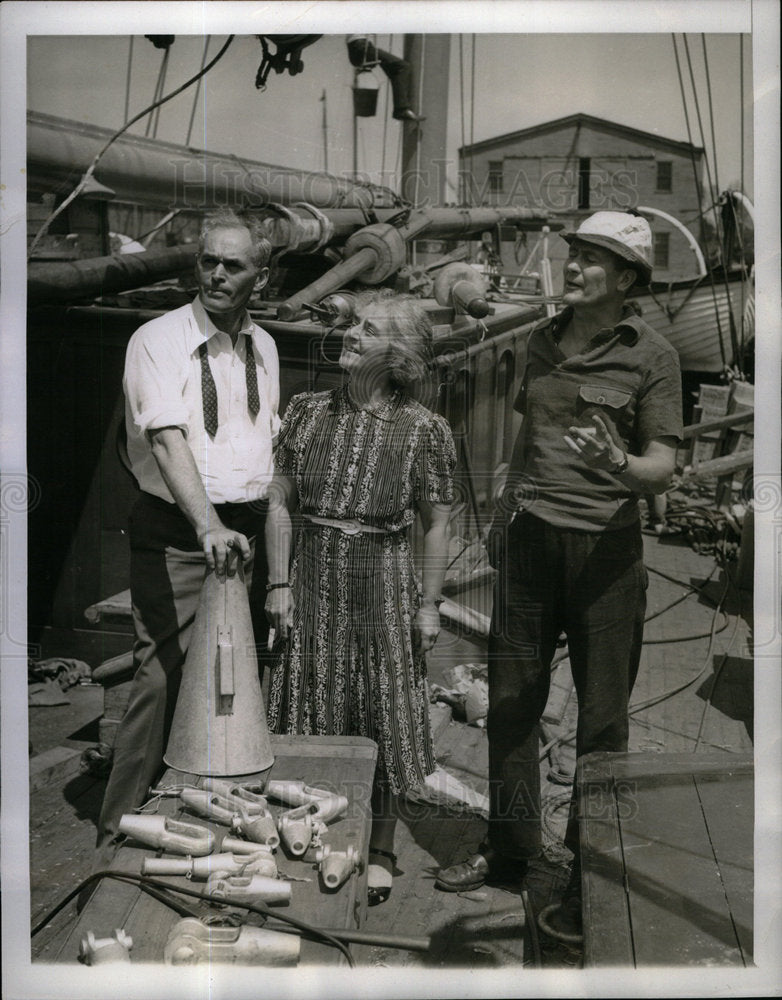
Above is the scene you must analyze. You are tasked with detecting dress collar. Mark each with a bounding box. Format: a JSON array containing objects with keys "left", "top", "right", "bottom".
[{"left": 340, "top": 383, "right": 403, "bottom": 420}]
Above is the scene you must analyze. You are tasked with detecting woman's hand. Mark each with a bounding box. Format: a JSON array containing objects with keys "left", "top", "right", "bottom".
[
  {"left": 265, "top": 586, "right": 293, "bottom": 638},
  {"left": 414, "top": 601, "right": 441, "bottom": 653}
]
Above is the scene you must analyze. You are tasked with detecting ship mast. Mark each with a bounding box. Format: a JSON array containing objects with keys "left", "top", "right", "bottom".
[{"left": 401, "top": 35, "right": 451, "bottom": 207}]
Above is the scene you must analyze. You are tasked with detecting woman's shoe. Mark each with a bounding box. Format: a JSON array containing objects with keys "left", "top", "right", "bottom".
[{"left": 367, "top": 847, "right": 397, "bottom": 906}]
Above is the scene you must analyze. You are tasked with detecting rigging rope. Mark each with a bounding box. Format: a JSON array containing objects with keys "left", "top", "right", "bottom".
[
  {"left": 124, "top": 36, "right": 134, "bottom": 125},
  {"left": 185, "top": 35, "right": 211, "bottom": 147},
  {"left": 145, "top": 45, "right": 170, "bottom": 138},
  {"left": 380, "top": 35, "right": 392, "bottom": 180},
  {"left": 700, "top": 35, "right": 722, "bottom": 195},
  {"left": 470, "top": 35, "right": 476, "bottom": 203},
  {"left": 27, "top": 35, "right": 236, "bottom": 260},
  {"left": 151, "top": 46, "right": 171, "bottom": 139},
  {"left": 459, "top": 36, "right": 467, "bottom": 203},
  {"left": 671, "top": 34, "right": 727, "bottom": 370},
  {"left": 682, "top": 34, "right": 740, "bottom": 367}
]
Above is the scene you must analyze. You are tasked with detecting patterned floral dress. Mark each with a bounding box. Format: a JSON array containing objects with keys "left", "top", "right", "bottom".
[{"left": 266, "top": 386, "right": 456, "bottom": 795}]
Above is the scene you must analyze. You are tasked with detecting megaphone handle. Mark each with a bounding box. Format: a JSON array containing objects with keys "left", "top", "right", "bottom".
[{"left": 218, "top": 626, "right": 234, "bottom": 699}]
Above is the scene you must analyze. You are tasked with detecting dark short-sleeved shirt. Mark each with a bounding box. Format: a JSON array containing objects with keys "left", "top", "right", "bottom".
[{"left": 510, "top": 305, "right": 683, "bottom": 531}]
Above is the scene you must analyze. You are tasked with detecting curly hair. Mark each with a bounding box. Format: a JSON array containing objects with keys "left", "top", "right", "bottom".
[
  {"left": 198, "top": 208, "right": 272, "bottom": 270},
  {"left": 352, "top": 288, "right": 435, "bottom": 394}
]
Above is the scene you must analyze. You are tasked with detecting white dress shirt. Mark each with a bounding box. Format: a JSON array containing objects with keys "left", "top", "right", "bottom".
[{"left": 123, "top": 298, "right": 280, "bottom": 504}]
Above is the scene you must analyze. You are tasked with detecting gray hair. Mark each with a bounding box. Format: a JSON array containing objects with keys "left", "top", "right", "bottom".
[
  {"left": 353, "top": 288, "right": 434, "bottom": 393},
  {"left": 198, "top": 208, "right": 272, "bottom": 270}
]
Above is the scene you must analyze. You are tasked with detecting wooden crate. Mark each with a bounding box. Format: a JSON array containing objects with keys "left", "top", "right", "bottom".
[
  {"left": 578, "top": 751, "right": 753, "bottom": 967},
  {"left": 692, "top": 384, "right": 732, "bottom": 463},
  {"left": 35, "top": 735, "right": 378, "bottom": 967}
]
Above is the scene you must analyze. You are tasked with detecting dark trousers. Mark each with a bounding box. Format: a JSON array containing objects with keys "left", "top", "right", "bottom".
[
  {"left": 486, "top": 512, "right": 647, "bottom": 861},
  {"left": 347, "top": 38, "right": 413, "bottom": 115},
  {"left": 97, "top": 492, "right": 269, "bottom": 845}
]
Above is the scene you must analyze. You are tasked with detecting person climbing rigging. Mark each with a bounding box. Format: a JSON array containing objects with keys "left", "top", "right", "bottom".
[{"left": 346, "top": 35, "right": 425, "bottom": 122}]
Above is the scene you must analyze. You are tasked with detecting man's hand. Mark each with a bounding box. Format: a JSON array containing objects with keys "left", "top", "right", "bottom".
[
  {"left": 414, "top": 602, "right": 441, "bottom": 653},
  {"left": 564, "top": 414, "right": 624, "bottom": 471},
  {"left": 265, "top": 587, "right": 293, "bottom": 637},
  {"left": 198, "top": 526, "right": 251, "bottom": 577}
]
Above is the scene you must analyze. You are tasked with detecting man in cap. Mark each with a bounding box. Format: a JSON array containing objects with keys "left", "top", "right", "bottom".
[
  {"left": 91, "top": 208, "right": 280, "bottom": 873},
  {"left": 435, "top": 212, "right": 683, "bottom": 930}
]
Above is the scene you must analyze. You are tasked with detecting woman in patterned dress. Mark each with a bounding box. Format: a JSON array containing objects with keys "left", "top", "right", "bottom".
[{"left": 265, "top": 289, "right": 456, "bottom": 904}]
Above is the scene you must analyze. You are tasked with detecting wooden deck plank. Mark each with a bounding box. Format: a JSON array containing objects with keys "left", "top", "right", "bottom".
[
  {"left": 694, "top": 771, "right": 753, "bottom": 963},
  {"left": 579, "top": 772, "right": 635, "bottom": 967},
  {"left": 582, "top": 752, "right": 752, "bottom": 967},
  {"left": 621, "top": 774, "right": 743, "bottom": 965}
]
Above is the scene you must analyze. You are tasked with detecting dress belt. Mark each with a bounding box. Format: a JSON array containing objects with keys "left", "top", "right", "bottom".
[{"left": 304, "top": 514, "right": 389, "bottom": 535}]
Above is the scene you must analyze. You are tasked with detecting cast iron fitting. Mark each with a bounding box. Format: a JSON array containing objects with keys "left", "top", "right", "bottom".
[
  {"left": 142, "top": 851, "right": 277, "bottom": 880},
  {"left": 343, "top": 223, "right": 407, "bottom": 285},
  {"left": 315, "top": 843, "right": 361, "bottom": 890},
  {"left": 163, "top": 918, "right": 300, "bottom": 966},
  {"left": 79, "top": 929, "right": 133, "bottom": 965},
  {"left": 206, "top": 872, "right": 291, "bottom": 905},
  {"left": 117, "top": 813, "right": 215, "bottom": 855},
  {"left": 202, "top": 777, "right": 269, "bottom": 814}
]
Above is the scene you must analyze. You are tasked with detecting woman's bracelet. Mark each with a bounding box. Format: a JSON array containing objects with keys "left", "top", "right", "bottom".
[{"left": 266, "top": 582, "right": 291, "bottom": 592}]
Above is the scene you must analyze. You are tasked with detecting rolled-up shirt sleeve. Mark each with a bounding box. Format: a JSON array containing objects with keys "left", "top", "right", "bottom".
[
  {"left": 636, "top": 347, "right": 684, "bottom": 447},
  {"left": 124, "top": 326, "right": 190, "bottom": 437}
]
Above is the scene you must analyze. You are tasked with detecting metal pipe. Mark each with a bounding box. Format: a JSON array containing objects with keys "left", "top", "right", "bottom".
[
  {"left": 29, "top": 205, "right": 550, "bottom": 306},
  {"left": 277, "top": 247, "right": 378, "bottom": 321},
  {"left": 277, "top": 212, "right": 433, "bottom": 320},
  {"left": 28, "top": 111, "right": 384, "bottom": 211},
  {"left": 264, "top": 922, "right": 431, "bottom": 953},
  {"left": 28, "top": 245, "right": 197, "bottom": 305}
]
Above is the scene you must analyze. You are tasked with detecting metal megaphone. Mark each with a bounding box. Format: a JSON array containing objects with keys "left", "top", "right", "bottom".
[{"left": 164, "top": 563, "right": 274, "bottom": 776}]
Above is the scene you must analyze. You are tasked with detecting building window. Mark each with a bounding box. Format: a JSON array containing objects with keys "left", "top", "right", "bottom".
[
  {"left": 656, "top": 161, "right": 673, "bottom": 192},
  {"left": 654, "top": 231, "right": 670, "bottom": 269},
  {"left": 488, "top": 161, "right": 503, "bottom": 194},
  {"left": 578, "top": 158, "right": 591, "bottom": 209}
]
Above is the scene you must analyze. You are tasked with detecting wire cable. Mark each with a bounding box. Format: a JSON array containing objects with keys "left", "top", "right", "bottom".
[
  {"left": 693, "top": 565, "right": 744, "bottom": 751},
  {"left": 124, "top": 37, "right": 134, "bottom": 125},
  {"left": 151, "top": 46, "right": 171, "bottom": 140},
  {"left": 185, "top": 36, "right": 211, "bottom": 147},
  {"left": 31, "top": 869, "right": 354, "bottom": 966},
  {"left": 700, "top": 35, "right": 722, "bottom": 197},
  {"left": 538, "top": 558, "right": 733, "bottom": 761},
  {"left": 682, "top": 34, "right": 739, "bottom": 365},
  {"left": 27, "top": 35, "right": 235, "bottom": 260},
  {"left": 670, "top": 34, "right": 728, "bottom": 370},
  {"left": 145, "top": 46, "right": 170, "bottom": 138},
  {"left": 521, "top": 888, "right": 543, "bottom": 967}
]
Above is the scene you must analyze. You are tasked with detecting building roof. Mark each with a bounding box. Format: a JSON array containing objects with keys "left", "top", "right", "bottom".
[{"left": 458, "top": 112, "right": 704, "bottom": 159}]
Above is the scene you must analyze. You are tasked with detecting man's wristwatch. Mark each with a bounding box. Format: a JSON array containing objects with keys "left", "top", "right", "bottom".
[{"left": 610, "top": 451, "right": 629, "bottom": 475}]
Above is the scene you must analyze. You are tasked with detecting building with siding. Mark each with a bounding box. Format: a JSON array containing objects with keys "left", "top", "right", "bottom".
[{"left": 458, "top": 113, "right": 706, "bottom": 290}]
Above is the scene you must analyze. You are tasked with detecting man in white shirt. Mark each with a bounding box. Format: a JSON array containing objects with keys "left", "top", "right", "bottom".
[{"left": 94, "top": 208, "right": 280, "bottom": 860}]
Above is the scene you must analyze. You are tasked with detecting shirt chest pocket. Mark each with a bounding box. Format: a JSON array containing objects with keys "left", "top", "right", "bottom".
[{"left": 575, "top": 384, "right": 635, "bottom": 441}]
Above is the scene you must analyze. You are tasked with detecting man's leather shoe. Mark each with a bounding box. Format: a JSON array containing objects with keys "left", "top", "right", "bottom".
[{"left": 435, "top": 846, "right": 527, "bottom": 892}]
